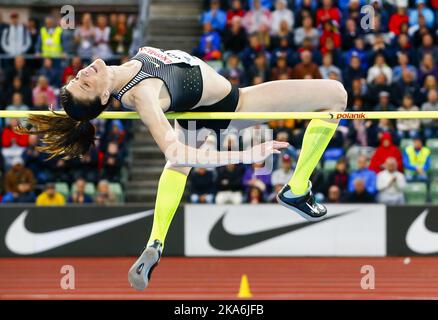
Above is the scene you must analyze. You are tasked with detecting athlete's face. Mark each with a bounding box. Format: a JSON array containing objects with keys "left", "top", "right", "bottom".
[{"left": 66, "top": 59, "right": 111, "bottom": 105}]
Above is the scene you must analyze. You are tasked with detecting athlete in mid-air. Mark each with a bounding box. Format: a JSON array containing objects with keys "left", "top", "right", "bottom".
[{"left": 19, "top": 46, "right": 347, "bottom": 290}]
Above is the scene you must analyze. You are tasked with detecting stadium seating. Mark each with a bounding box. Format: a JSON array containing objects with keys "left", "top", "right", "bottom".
[
  {"left": 55, "top": 183, "right": 70, "bottom": 200},
  {"left": 430, "top": 181, "right": 438, "bottom": 205},
  {"left": 109, "top": 183, "right": 124, "bottom": 203},
  {"left": 404, "top": 182, "right": 428, "bottom": 204}
]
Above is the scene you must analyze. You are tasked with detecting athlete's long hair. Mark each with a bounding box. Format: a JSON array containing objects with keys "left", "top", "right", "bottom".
[{"left": 15, "top": 87, "right": 109, "bottom": 160}]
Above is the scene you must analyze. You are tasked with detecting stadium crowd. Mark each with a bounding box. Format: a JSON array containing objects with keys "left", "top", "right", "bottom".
[
  {"left": 187, "top": 0, "right": 438, "bottom": 205},
  {"left": 0, "top": 11, "right": 135, "bottom": 204}
]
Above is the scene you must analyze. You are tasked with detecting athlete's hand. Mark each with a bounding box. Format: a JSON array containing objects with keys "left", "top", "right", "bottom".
[{"left": 242, "top": 140, "right": 289, "bottom": 164}]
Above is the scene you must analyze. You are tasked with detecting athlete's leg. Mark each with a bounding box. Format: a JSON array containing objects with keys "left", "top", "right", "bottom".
[
  {"left": 231, "top": 79, "right": 347, "bottom": 220},
  {"left": 129, "top": 122, "right": 209, "bottom": 290},
  {"left": 146, "top": 122, "right": 212, "bottom": 248}
]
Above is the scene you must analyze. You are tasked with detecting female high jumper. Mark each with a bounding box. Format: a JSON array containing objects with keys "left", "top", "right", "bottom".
[{"left": 19, "top": 46, "right": 347, "bottom": 290}]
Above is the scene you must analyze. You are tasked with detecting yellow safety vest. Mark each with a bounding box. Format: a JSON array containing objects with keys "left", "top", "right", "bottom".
[
  {"left": 405, "top": 145, "right": 431, "bottom": 174},
  {"left": 40, "top": 26, "right": 63, "bottom": 58}
]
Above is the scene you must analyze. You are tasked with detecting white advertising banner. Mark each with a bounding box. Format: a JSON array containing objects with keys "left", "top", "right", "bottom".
[{"left": 184, "top": 204, "right": 386, "bottom": 257}]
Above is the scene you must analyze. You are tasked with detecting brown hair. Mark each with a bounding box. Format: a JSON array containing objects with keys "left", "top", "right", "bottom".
[{"left": 15, "top": 87, "right": 109, "bottom": 160}]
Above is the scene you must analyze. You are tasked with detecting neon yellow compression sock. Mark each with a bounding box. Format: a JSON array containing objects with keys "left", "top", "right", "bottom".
[
  {"left": 147, "top": 168, "right": 188, "bottom": 248},
  {"left": 288, "top": 119, "right": 339, "bottom": 195}
]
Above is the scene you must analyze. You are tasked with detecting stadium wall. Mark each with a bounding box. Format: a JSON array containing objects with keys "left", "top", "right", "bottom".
[{"left": 0, "top": 204, "right": 437, "bottom": 257}]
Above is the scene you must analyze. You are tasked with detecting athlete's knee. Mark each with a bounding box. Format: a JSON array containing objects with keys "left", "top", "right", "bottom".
[
  {"left": 164, "top": 161, "right": 192, "bottom": 176},
  {"left": 329, "top": 80, "right": 347, "bottom": 111}
]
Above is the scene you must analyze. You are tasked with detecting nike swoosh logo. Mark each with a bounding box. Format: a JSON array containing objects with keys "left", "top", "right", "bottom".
[
  {"left": 406, "top": 209, "right": 438, "bottom": 254},
  {"left": 5, "top": 210, "right": 153, "bottom": 255},
  {"left": 209, "top": 209, "right": 356, "bottom": 251}
]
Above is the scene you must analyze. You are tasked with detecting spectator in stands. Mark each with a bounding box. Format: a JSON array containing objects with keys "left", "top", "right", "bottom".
[
  {"left": 110, "top": 13, "right": 132, "bottom": 56},
  {"left": 396, "top": 93, "right": 421, "bottom": 139},
  {"left": 242, "top": 0, "right": 272, "bottom": 34},
  {"left": 326, "top": 185, "right": 342, "bottom": 203},
  {"left": 403, "top": 135, "right": 431, "bottom": 182},
  {"left": 369, "top": 132, "right": 404, "bottom": 173},
  {"left": 418, "top": 52, "right": 438, "bottom": 85},
  {"left": 272, "top": 130, "right": 297, "bottom": 168},
  {"left": 223, "top": 16, "right": 248, "bottom": 55},
  {"left": 4, "top": 157, "right": 35, "bottom": 194},
  {"left": 367, "top": 53, "right": 393, "bottom": 84},
  {"left": 292, "top": 50, "right": 322, "bottom": 79},
  {"left": 226, "top": 0, "right": 246, "bottom": 27},
  {"left": 316, "top": 0, "right": 341, "bottom": 27},
  {"left": 47, "top": 157, "right": 72, "bottom": 183},
  {"left": 420, "top": 75, "right": 437, "bottom": 104},
  {"left": 26, "top": 17, "right": 39, "bottom": 54},
  {"left": 215, "top": 164, "right": 245, "bottom": 204},
  {"left": 376, "top": 157, "right": 406, "bottom": 204},
  {"left": 341, "top": 18, "right": 358, "bottom": 51},
  {"left": 189, "top": 168, "right": 215, "bottom": 203},
  {"left": 22, "top": 134, "right": 47, "bottom": 184},
  {"left": 392, "top": 52, "right": 418, "bottom": 84},
  {"left": 5, "top": 55, "right": 31, "bottom": 90},
  {"left": 32, "top": 92, "right": 50, "bottom": 111},
  {"left": 271, "top": 0, "right": 294, "bottom": 35},
  {"left": 0, "top": 12, "right": 31, "bottom": 56},
  {"left": 5, "top": 93, "right": 29, "bottom": 126},
  {"left": 32, "top": 75, "right": 57, "bottom": 108},
  {"left": 343, "top": 55, "right": 366, "bottom": 91},
  {"left": 6, "top": 76, "right": 32, "bottom": 107},
  {"left": 319, "top": 19, "right": 341, "bottom": 55},
  {"left": 270, "top": 154, "right": 294, "bottom": 201},
  {"left": 102, "top": 141, "right": 123, "bottom": 182},
  {"left": 247, "top": 186, "right": 264, "bottom": 203},
  {"left": 68, "top": 177, "right": 93, "bottom": 204},
  {"left": 71, "top": 147, "right": 99, "bottom": 183},
  {"left": 421, "top": 89, "right": 438, "bottom": 138},
  {"left": 392, "top": 69, "right": 420, "bottom": 107},
  {"left": 409, "top": 0, "right": 435, "bottom": 29},
  {"left": 2, "top": 181, "right": 36, "bottom": 203},
  {"left": 374, "top": 91, "right": 396, "bottom": 111},
  {"left": 37, "top": 58, "right": 60, "bottom": 88},
  {"left": 94, "top": 14, "right": 112, "bottom": 60},
  {"left": 202, "top": 0, "right": 227, "bottom": 32},
  {"left": 241, "top": 33, "right": 266, "bottom": 68},
  {"left": 95, "top": 179, "right": 117, "bottom": 204},
  {"left": 1, "top": 119, "right": 29, "bottom": 170},
  {"left": 326, "top": 158, "right": 349, "bottom": 194},
  {"left": 62, "top": 56, "right": 83, "bottom": 85},
  {"left": 418, "top": 33, "right": 438, "bottom": 63},
  {"left": 319, "top": 52, "right": 341, "bottom": 81},
  {"left": 270, "top": 55, "right": 292, "bottom": 80},
  {"left": 247, "top": 52, "right": 269, "bottom": 83},
  {"left": 243, "top": 162, "right": 272, "bottom": 201},
  {"left": 389, "top": 1, "right": 409, "bottom": 36},
  {"left": 196, "top": 22, "right": 222, "bottom": 61},
  {"left": 344, "top": 178, "right": 374, "bottom": 203},
  {"left": 219, "top": 54, "right": 246, "bottom": 85},
  {"left": 348, "top": 155, "right": 377, "bottom": 195},
  {"left": 36, "top": 182, "right": 65, "bottom": 206},
  {"left": 294, "top": 16, "right": 319, "bottom": 48},
  {"left": 37, "top": 16, "right": 63, "bottom": 59},
  {"left": 75, "top": 13, "right": 95, "bottom": 60}
]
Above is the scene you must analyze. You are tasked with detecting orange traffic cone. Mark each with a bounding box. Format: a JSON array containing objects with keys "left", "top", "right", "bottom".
[{"left": 237, "top": 274, "right": 253, "bottom": 299}]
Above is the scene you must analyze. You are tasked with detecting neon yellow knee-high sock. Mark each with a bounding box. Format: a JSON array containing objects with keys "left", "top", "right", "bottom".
[
  {"left": 147, "top": 168, "right": 188, "bottom": 248},
  {"left": 288, "top": 119, "right": 339, "bottom": 195}
]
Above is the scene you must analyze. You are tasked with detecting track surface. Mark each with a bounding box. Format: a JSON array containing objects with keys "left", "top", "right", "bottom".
[{"left": 1, "top": 257, "right": 438, "bottom": 300}]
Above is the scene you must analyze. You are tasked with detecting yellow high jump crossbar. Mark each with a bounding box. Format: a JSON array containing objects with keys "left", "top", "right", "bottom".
[{"left": 0, "top": 110, "right": 438, "bottom": 120}]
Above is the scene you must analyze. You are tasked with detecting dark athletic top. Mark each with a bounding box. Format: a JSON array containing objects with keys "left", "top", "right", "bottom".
[{"left": 113, "top": 47, "right": 204, "bottom": 111}]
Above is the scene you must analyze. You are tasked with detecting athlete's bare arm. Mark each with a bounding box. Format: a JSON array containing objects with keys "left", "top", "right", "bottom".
[{"left": 129, "top": 82, "right": 288, "bottom": 168}]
